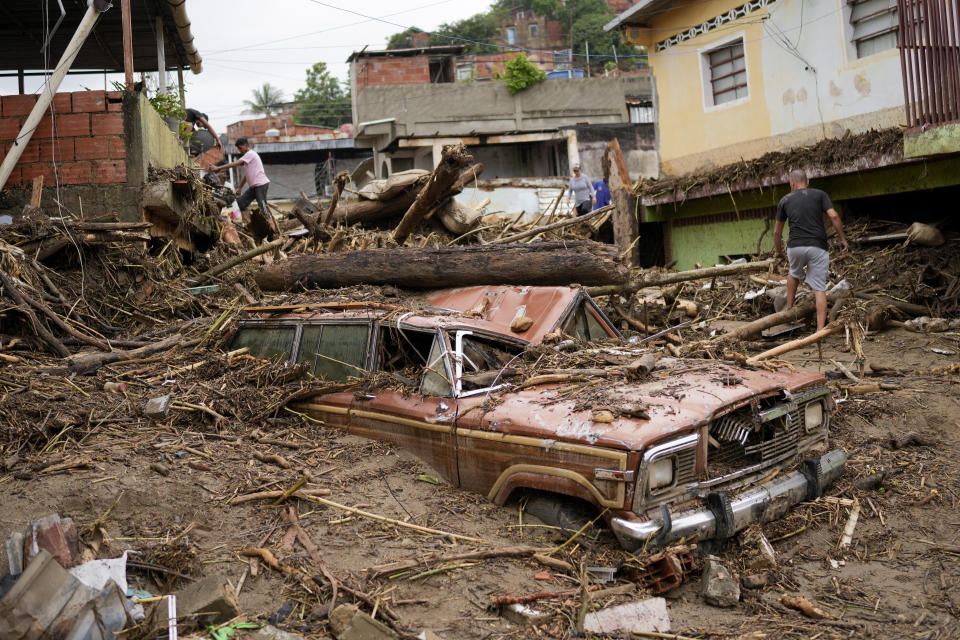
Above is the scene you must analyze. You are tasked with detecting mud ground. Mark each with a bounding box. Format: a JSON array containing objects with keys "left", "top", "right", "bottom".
[{"left": 1, "top": 326, "right": 957, "bottom": 639}]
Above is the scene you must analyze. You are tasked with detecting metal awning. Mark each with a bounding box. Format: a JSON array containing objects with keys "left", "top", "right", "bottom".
[
  {"left": 604, "top": 0, "right": 675, "bottom": 32},
  {"left": 0, "top": 0, "right": 201, "bottom": 75}
]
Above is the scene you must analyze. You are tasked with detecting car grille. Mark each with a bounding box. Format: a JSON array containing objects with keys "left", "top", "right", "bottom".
[
  {"left": 674, "top": 446, "right": 698, "bottom": 486},
  {"left": 708, "top": 405, "right": 802, "bottom": 479}
]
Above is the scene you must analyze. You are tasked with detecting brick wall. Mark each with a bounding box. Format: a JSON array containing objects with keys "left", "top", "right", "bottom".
[
  {"left": 0, "top": 90, "right": 126, "bottom": 187},
  {"left": 225, "top": 110, "right": 333, "bottom": 142},
  {"left": 354, "top": 56, "right": 432, "bottom": 91}
]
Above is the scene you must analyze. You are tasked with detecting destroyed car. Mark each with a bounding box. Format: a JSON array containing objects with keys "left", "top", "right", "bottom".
[{"left": 231, "top": 286, "right": 845, "bottom": 551}]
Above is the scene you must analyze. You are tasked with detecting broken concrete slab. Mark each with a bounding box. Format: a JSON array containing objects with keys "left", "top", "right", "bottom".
[
  {"left": 245, "top": 623, "right": 306, "bottom": 640},
  {"left": 6, "top": 531, "right": 24, "bottom": 576},
  {"left": 328, "top": 604, "right": 360, "bottom": 637},
  {"left": 741, "top": 573, "right": 770, "bottom": 590},
  {"left": 582, "top": 597, "right": 670, "bottom": 634},
  {"left": 167, "top": 575, "right": 240, "bottom": 627},
  {"left": 337, "top": 610, "right": 400, "bottom": 640},
  {"left": 144, "top": 395, "right": 172, "bottom": 420},
  {"left": 739, "top": 524, "right": 777, "bottom": 571},
  {"left": 702, "top": 557, "right": 740, "bottom": 607},
  {"left": 23, "top": 513, "right": 80, "bottom": 570}
]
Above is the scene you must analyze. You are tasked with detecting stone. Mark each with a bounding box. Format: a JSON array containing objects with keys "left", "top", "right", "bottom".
[
  {"left": 328, "top": 604, "right": 360, "bottom": 636},
  {"left": 144, "top": 395, "right": 172, "bottom": 419},
  {"left": 582, "top": 597, "right": 671, "bottom": 634},
  {"left": 702, "top": 557, "right": 740, "bottom": 607},
  {"left": 338, "top": 610, "right": 400, "bottom": 640},
  {"left": 171, "top": 575, "right": 240, "bottom": 627},
  {"left": 23, "top": 514, "right": 80, "bottom": 570},
  {"left": 741, "top": 573, "right": 770, "bottom": 590},
  {"left": 6, "top": 532, "right": 24, "bottom": 576},
  {"left": 247, "top": 624, "right": 307, "bottom": 640},
  {"left": 501, "top": 603, "right": 554, "bottom": 625}
]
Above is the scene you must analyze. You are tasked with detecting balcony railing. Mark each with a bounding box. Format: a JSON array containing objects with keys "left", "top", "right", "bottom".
[{"left": 898, "top": 0, "right": 960, "bottom": 127}]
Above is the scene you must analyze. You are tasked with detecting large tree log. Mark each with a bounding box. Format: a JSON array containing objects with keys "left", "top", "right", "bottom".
[
  {"left": 255, "top": 240, "right": 629, "bottom": 291},
  {"left": 713, "top": 294, "right": 840, "bottom": 343},
  {"left": 331, "top": 189, "right": 419, "bottom": 226},
  {"left": 586, "top": 259, "right": 774, "bottom": 297},
  {"left": 393, "top": 144, "right": 473, "bottom": 244}
]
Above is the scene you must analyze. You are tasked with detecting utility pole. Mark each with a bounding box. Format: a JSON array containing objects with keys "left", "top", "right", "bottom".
[{"left": 585, "top": 40, "right": 590, "bottom": 77}]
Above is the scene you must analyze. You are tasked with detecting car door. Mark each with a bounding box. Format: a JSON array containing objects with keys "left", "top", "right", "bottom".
[{"left": 350, "top": 323, "right": 459, "bottom": 484}]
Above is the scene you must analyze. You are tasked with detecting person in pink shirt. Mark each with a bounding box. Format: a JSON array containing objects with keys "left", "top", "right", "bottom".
[{"left": 218, "top": 137, "right": 272, "bottom": 232}]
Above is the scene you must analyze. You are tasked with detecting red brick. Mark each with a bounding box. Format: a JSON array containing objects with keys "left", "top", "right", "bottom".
[
  {"left": 108, "top": 135, "right": 125, "bottom": 159},
  {"left": 23, "top": 514, "right": 80, "bottom": 570},
  {"left": 6, "top": 165, "right": 21, "bottom": 184},
  {"left": 2, "top": 94, "right": 37, "bottom": 117},
  {"left": 56, "top": 113, "right": 90, "bottom": 137},
  {"left": 0, "top": 116, "right": 23, "bottom": 141},
  {"left": 33, "top": 116, "right": 53, "bottom": 138},
  {"left": 91, "top": 112, "right": 123, "bottom": 136},
  {"left": 60, "top": 161, "right": 93, "bottom": 184},
  {"left": 72, "top": 90, "right": 106, "bottom": 112},
  {"left": 19, "top": 163, "right": 56, "bottom": 186},
  {"left": 74, "top": 136, "right": 110, "bottom": 159},
  {"left": 42, "top": 138, "right": 74, "bottom": 162},
  {"left": 92, "top": 159, "right": 126, "bottom": 183},
  {"left": 18, "top": 139, "right": 40, "bottom": 163},
  {"left": 51, "top": 92, "right": 72, "bottom": 113},
  {"left": 106, "top": 91, "right": 124, "bottom": 112}
]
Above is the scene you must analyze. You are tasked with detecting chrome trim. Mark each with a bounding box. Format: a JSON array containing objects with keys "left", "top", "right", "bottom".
[
  {"left": 641, "top": 433, "right": 700, "bottom": 464},
  {"left": 635, "top": 433, "right": 699, "bottom": 511},
  {"left": 595, "top": 468, "right": 636, "bottom": 482},
  {"left": 611, "top": 450, "right": 846, "bottom": 552}
]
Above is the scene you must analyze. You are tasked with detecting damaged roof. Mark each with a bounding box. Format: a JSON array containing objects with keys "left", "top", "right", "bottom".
[{"left": 0, "top": 0, "right": 202, "bottom": 75}]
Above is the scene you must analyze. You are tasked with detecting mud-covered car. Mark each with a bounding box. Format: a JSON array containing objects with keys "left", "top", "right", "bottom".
[{"left": 231, "top": 286, "right": 844, "bottom": 551}]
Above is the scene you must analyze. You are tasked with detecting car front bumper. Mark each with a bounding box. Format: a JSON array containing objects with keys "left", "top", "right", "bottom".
[{"left": 610, "top": 450, "right": 846, "bottom": 552}]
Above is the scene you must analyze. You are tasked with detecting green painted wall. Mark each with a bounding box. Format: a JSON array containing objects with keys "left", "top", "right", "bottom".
[
  {"left": 904, "top": 123, "right": 960, "bottom": 158},
  {"left": 138, "top": 92, "right": 188, "bottom": 172},
  {"left": 669, "top": 216, "right": 774, "bottom": 270}
]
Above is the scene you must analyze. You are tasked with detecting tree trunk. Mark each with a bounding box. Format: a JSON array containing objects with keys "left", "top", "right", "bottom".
[
  {"left": 586, "top": 260, "right": 774, "bottom": 297},
  {"left": 255, "top": 240, "right": 629, "bottom": 291},
  {"left": 331, "top": 189, "right": 419, "bottom": 226},
  {"left": 714, "top": 296, "right": 831, "bottom": 343},
  {"left": 393, "top": 144, "right": 473, "bottom": 244}
]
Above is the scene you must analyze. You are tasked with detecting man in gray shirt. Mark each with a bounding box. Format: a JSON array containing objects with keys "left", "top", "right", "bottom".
[
  {"left": 773, "top": 169, "right": 849, "bottom": 332},
  {"left": 567, "top": 163, "right": 595, "bottom": 216}
]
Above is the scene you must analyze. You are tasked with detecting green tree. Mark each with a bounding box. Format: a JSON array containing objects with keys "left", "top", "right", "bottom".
[
  {"left": 503, "top": 52, "right": 546, "bottom": 93},
  {"left": 243, "top": 83, "right": 285, "bottom": 117},
  {"left": 293, "top": 62, "right": 351, "bottom": 126},
  {"left": 427, "top": 13, "right": 499, "bottom": 54},
  {"left": 387, "top": 27, "right": 424, "bottom": 49}
]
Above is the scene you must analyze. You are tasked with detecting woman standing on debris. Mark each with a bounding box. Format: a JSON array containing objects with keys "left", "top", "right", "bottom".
[{"left": 567, "top": 163, "right": 595, "bottom": 216}]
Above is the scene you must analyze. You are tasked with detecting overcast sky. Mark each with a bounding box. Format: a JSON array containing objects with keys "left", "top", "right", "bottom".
[{"left": 1, "top": 0, "right": 485, "bottom": 136}]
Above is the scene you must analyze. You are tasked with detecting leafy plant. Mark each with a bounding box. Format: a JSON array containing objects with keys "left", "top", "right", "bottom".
[
  {"left": 149, "top": 91, "right": 185, "bottom": 120},
  {"left": 503, "top": 53, "right": 546, "bottom": 94},
  {"left": 243, "top": 83, "right": 285, "bottom": 117}
]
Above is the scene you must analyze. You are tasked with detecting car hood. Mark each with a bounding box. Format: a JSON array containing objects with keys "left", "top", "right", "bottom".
[{"left": 456, "top": 359, "right": 826, "bottom": 452}]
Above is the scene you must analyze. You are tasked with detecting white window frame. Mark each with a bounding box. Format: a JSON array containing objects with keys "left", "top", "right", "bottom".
[
  {"left": 529, "top": 23, "right": 539, "bottom": 37},
  {"left": 507, "top": 27, "right": 517, "bottom": 45},
  {"left": 698, "top": 31, "right": 750, "bottom": 112}
]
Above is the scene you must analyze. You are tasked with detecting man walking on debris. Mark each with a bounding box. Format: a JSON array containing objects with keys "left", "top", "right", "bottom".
[
  {"left": 773, "top": 169, "right": 849, "bottom": 332},
  {"left": 567, "top": 163, "right": 595, "bottom": 216},
  {"left": 218, "top": 138, "right": 277, "bottom": 240}
]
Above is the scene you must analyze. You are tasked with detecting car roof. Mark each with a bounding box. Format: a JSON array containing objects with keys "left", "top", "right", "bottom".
[{"left": 241, "top": 285, "right": 584, "bottom": 345}]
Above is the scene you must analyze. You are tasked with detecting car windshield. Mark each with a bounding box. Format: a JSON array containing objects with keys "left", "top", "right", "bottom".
[
  {"left": 375, "top": 323, "right": 453, "bottom": 397},
  {"left": 563, "top": 301, "right": 617, "bottom": 341}
]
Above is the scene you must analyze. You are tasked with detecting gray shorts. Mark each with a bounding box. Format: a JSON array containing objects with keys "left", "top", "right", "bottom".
[{"left": 786, "top": 246, "right": 829, "bottom": 291}]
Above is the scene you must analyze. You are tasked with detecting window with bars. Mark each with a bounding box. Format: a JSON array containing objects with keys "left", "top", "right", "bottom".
[
  {"left": 706, "top": 39, "right": 748, "bottom": 106},
  {"left": 848, "top": 0, "right": 899, "bottom": 58}
]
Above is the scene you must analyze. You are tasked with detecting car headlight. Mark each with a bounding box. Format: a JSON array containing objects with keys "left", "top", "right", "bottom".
[
  {"left": 804, "top": 401, "right": 824, "bottom": 432},
  {"left": 648, "top": 457, "right": 675, "bottom": 491}
]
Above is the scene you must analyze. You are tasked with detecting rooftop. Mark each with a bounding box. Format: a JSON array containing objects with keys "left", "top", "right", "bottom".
[{"left": 347, "top": 45, "right": 466, "bottom": 62}]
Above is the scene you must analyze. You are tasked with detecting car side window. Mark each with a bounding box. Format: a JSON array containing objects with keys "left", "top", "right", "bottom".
[
  {"left": 311, "top": 324, "right": 370, "bottom": 382},
  {"left": 421, "top": 335, "right": 453, "bottom": 397},
  {"left": 232, "top": 327, "right": 296, "bottom": 362},
  {"left": 563, "top": 302, "right": 615, "bottom": 341}
]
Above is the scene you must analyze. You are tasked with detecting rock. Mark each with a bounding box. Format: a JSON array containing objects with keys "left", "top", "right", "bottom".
[
  {"left": 702, "top": 557, "right": 739, "bottom": 607},
  {"left": 248, "top": 624, "right": 307, "bottom": 640},
  {"left": 23, "top": 513, "right": 80, "bottom": 570},
  {"left": 328, "top": 604, "right": 360, "bottom": 636},
  {"left": 582, "top": 597, "right": 671, "bottom": 634},
  {"left": 501, "top": 603, "right": 554, "bottom": 625},
  {"left": 144, "top": 395, "right": 172, "bottom": 420},
  {"left": 739, "top": 524, "right": 777, "bottom": 570},
  {"left": 741, "top": 573, "right": 770, "bottom": 590},
  {"left": 510, "top": 316, "right": 534, "bottom": 333},
  {"left": 6, "top": 532, "right": 24, "bottom": 576},
  {"left": 417, "top": 632, "right": 446, "bottom": 640},
  {"left": 171, "top": 575, "right": 240, "bottom": 627},
  {"left": 338, "top": 610, "right": 400, "bottom": 640}
]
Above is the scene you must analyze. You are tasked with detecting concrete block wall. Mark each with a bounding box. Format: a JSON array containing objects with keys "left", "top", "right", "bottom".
[{"left": 0, "top": 90, "right": 126, "bottom": 187}]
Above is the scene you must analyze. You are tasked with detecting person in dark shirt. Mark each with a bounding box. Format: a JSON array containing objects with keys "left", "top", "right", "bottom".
[
  {"left": 773, "top": 169, "right": 849, "bottom": 332},
  {"left": 184, "top": 108, "right": 222, "bottom": 154}
]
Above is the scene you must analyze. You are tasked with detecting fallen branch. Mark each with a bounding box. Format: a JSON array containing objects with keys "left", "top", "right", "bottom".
[
  {"left": 714, "top": 296, "right": 836, "bottom": 343},
  {"left": 745, "top": 325, "right": 843, "bottom": 364},
  {"left": 780, "top": 594, "right": 830, "bottom": 619},
  {"left": 587, "top": 259, "right": 774, "bottom": 297},
  {"left": 495, "top": 205, "right": 613, "bottom": 244},
  {"left": 0, "top": 270, "right": 70, "bottom": 357},
  {"left": 367, "top": 546, "right": 543, "bottom": 580},
  {"left": 491, "top": 584, "right": 603, "bottom": 606},
  {"left": 612, "top": 303, "right": 682, "bottom": 345},
  {"left": 303, "top": 495, "right": 483, "bottom": 543},
  {"left": 229, "top": 489, "right": 332, "bottom": 505},
  {"left": 67, "top": 333, "right": 184, "bottom": 374},
  {"left": 393, "top": 144, "right": 473, "bottom": 244},
  {"left": 252, "top": 450, "right": 292, "bottom": 469},
  {"left": 193, "top": 238, "right": 285, "bottom": 284}
]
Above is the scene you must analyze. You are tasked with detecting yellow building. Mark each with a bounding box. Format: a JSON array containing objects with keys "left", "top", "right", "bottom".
[{"left": 605, "top": 0, "right": 960, "bottom": 268}]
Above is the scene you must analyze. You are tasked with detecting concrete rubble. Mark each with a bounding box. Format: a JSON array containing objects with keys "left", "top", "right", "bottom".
[
  {"left": 582, "top": 597, "right": 671, "bottom": 634},
  {"left": 702, "top": 556, "right": 740, "bottom": 608}
]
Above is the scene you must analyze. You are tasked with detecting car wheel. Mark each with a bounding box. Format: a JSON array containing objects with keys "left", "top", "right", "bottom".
[{"left": 521, "top": 491, "right": 601, "bottom": 538}]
